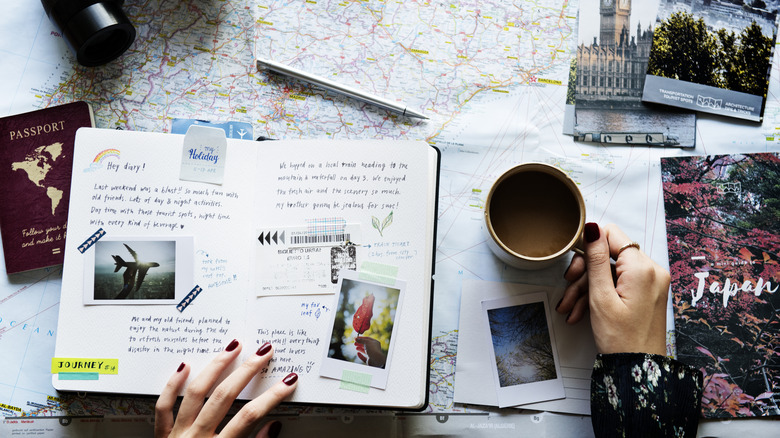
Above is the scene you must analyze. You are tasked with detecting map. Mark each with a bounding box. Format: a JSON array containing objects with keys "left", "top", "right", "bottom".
[
  {"left": 2, "top": 0, "right": 577, "bottom": 421},
  {"left": 3, "top": 0, "right": 780, "bottom": 432},
  {"left": 11, "top": 143, "right": 65, "bottom": 215}
]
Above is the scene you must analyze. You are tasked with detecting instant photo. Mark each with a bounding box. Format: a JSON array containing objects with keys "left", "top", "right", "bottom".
[
  {"left": 482, "top": 292, "right": 565, "bottom": 408},
  {"left": 84, "top": 236, "right": 194, "bottom": 305},
  {"left": 319, "top": 269, "right": 405, "bottom": 390}
]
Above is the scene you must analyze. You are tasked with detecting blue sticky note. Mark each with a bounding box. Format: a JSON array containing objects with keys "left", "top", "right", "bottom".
[
  {"left": 58, "top": 372, "right": 99, "bottom": 380},
  {"left": 171, "top": 118, "right": 253, "bottom": 140}
]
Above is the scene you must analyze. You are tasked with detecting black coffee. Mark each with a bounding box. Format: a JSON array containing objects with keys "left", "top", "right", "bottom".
[{"left": 489, "top": 171, "right": 581, "bottom": 258}]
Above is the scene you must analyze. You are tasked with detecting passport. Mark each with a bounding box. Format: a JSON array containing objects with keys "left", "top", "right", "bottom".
[{"left": 0, "top": 102, "right": 94, "bottom": 274}]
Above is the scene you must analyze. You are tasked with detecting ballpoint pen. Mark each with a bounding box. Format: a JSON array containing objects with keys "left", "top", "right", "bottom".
[{"left": 257, "top": 57, "right": 428, "bottom": 119}]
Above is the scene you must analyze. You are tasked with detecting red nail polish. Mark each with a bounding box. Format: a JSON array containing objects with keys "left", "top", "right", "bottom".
[
  {"left": 225, "top": 339, "right": 239, "bottom": 352},
  {"left": 584, "top": 222, "right": 600, "bottom": 243},
  {"left": 283, "top": 373, "right": 298, "bottom": 386},
  {"left": 177, "top": 362, "right": 185, "bottom": 372},
  {"left": 256, "top": 342, "right": 272, "bottom": 356}
]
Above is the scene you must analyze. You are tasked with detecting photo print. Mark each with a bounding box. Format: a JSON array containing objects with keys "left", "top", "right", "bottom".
[
  {"left": 84, "top": 236, "right": 194, "bottom": 305},
  {"left": 482, "top": 292, "right": 565, "bottom": 407},
  {"left": 319, "top": 269, "right": 405, "bottom": 389}
]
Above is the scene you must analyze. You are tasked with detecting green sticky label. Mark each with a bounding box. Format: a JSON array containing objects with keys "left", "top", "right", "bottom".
[
  {"left": 340, "top": 370, "right": 372, "bottom": 393},
  {"left": 358, "top": 261, "right": 399, "bottom": 285}
]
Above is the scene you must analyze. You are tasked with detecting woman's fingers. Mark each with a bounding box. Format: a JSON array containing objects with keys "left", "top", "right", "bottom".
[
  {"left": 218, "top": 375, "right": 298, "bottom": 438},
  {"left": 603, "top": 224, "right": 640, "bottom": 261},
  {"left": 154, "top": 339, "right": 298, "bottom": 438},
  {"left": 564, "top": 291, "right": 589, "bottom": 324},
  {"left": 189, "top": 342, "right": 275, "bottom": 435},
  {"left": 173, "top": 339, "right": 242, "bottom": 431},
  {"left": 582, "top": 223, "right": 620, "bottom": 311},
  {"left": 558, "top": 253, "right": 588, "bottom": 321},
  {"left": 563, "top": 252, "right": 586, "bottom": 283},
  {"left": 154, "top": 362, "right": 189, "bottom": 438}
]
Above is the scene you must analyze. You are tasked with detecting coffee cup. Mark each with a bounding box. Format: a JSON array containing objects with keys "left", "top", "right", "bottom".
[{"left": 484, "top": 163, "right": 585, "bottom": 270}]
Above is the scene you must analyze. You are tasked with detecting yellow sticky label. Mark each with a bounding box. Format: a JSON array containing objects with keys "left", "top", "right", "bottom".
[{"left": 51, "top": 358, "right": 118, "bottom": 374}]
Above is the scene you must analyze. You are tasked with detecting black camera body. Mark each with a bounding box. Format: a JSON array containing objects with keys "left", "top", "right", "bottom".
[{"left": 41, "top": 0, "right": 136, "bottom": 67}]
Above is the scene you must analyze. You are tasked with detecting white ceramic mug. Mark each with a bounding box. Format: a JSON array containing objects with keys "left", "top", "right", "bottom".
[{"left": 484, "top": 162, "right": 585, "bottom": 270}]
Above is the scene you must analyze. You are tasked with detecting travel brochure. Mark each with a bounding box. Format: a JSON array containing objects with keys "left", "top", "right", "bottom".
[
  {"left": 643, "top": 0, "right": 778, "bottom": 122},
  {"left": 661, "top": 152, "right": 780, "bottom": 418},
  {"left": 569, "top": 0, "right": 778, "bottom": 146},
  {"left": 571, "top": 0, "right": 696, "bottom": 147}
]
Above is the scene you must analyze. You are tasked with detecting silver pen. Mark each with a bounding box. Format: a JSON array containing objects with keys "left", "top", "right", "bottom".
[{"left": 257, "top": 58, "right": 428, "bottom": 119}]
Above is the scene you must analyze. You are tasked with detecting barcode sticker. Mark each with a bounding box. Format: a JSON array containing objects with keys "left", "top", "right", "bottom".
[
  {"left": 290, "top": 233, "right": 351, "bottom": 245},
  {"left": 255, "top": 223, "right": 361, "bottom": 296}
]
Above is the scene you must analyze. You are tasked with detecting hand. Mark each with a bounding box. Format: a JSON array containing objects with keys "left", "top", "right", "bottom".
[
  {"left": 557, "top": 223, "right": 670, "bottom": 356},
  {"left": 355, "top": 336, "right": 387, "bottom": 368},
  {"left": 155, "top": 339, "right": 298, "bottom": 438}
]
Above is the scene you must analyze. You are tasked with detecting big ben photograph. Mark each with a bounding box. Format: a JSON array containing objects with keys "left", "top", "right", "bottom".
[
  {"left": 642, "top": 0, "right": 778, "bottom": 122},
  {"left": 573, "top": 0, "right": 697, "bottom": 147}
]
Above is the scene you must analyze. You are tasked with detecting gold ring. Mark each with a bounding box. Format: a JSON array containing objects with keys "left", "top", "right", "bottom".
[{"left": 617, "top": 241, "right": 640, "bottom": 257}]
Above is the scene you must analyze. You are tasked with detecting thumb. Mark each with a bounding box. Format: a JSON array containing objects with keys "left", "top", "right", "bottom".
[
  {"left": 255, "top": 421, "right": 282, "bottom": 438},
  {"left": 583, "top": 223, "right": 617, "bottom": 307}
]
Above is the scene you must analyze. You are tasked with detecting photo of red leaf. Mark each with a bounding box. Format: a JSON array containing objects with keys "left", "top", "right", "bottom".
[
  {"left": 326, "top": 276, "right": 401, "bottom": 371},
  {"left": 352, "top": 293, "right": 374, "bottom": 334}
]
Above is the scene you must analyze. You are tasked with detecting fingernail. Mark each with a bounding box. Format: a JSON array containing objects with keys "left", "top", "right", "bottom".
[
  {"left": 225, "top": 339, "right": 239, "bottom": 352},
  {"left": 269, "top": 421, "right": 283, "bottom": 438},
  {"left": 584, "top": 222, "right": 600, "bottom": 243},
  {"left": 256, "top": 342, "right": 272, "bottom": 356},
  {"left": 283, "top": 373, "right": 298, "bottom": 386},
  {"left": 555, "top": 298, "right": 563, "bottom": 311},
  {"left": 177, "top": 362, "right": 185, "bottom": 372}
]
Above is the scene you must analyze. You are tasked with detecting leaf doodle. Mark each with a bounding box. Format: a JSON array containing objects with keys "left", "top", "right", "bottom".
[
  {"left": 352, "top": 293, "right": 375, "bottom": 334},
  {"left": 371, "top": 211, "right": 394, "bottom": 236}
]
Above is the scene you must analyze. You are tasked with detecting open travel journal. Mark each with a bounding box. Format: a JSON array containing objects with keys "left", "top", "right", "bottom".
[{"left": 52, "top": 128, "right": 439, "bottom": 410}]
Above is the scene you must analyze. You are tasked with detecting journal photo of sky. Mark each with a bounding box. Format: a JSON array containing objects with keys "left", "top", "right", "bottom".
[{"left": 487, "top": 301, "right": 557, "bottom": 387}]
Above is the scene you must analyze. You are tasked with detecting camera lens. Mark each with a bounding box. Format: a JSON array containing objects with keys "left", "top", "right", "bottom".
[{"left": 42, "top": 1, "right": 136, "bottom": 67}]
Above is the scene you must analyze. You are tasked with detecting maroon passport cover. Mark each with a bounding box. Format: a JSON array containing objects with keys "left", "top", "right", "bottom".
[{"left": 0, "top": 102, "right": 94, "bottom": 274}]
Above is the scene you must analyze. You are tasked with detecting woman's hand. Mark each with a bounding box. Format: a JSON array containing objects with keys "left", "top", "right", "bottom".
[
  {"left": 155, "top": 339, "right": 298, "bottom": 438},
  {"left": 557, "top": 223, "right": 670, "bottom": 356},
  {"left": 355, "top": 336, "right": 387, "bottom": 368}
]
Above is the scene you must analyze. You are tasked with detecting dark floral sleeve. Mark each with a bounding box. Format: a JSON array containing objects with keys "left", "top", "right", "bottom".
[{"left": 590, "top": 353, "right": 703, "bottom": 438}]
